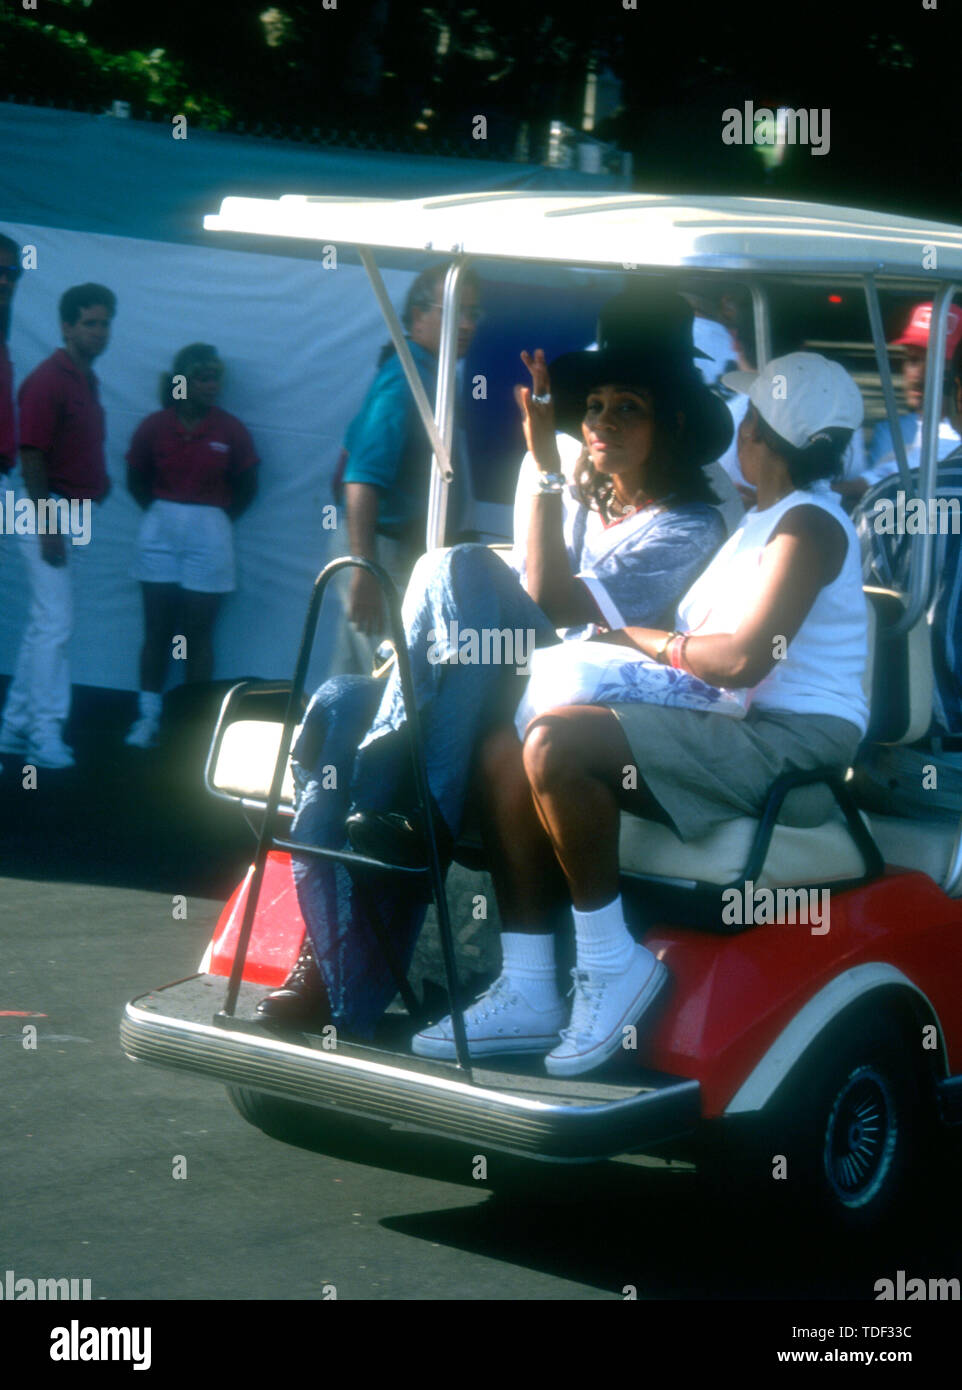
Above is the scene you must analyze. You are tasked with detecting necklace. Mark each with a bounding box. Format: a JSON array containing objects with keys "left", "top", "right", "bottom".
[{"left": 609, "top": 491, "right": 651, "bottom": 518}]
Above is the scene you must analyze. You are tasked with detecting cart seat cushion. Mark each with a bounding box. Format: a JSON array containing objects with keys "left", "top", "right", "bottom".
[
  {"left": 865, "top": 811, "right": 961, "bottom": 893},
  {"left": 454, "top": 797, "right": 871, "bottom": 889},
  {"left": 210, "top": 719, "right": 295, "bottom": 806},
  {"left": 863, "top": 587, "right": 933, "bottom": 745},
  {"left": 618, "top": 808, "right": 872, "bottom": 888}
]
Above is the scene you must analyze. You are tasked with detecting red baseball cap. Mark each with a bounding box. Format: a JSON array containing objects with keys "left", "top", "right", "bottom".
[{"left": 892, "top": 301, "right": 962, "bottom": 358}]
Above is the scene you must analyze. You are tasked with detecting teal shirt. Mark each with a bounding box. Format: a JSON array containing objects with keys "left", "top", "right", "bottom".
[{"left": 342, "top": 339, "right": 437, "bottom": 537}]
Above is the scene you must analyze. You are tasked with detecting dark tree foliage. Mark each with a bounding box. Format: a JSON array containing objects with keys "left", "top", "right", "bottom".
[
  {"left": 0, "top": 0, "right": 958, "bottom": 219},
  {"left": 599, "top": 3, "right": 959, "bottom": 219}
]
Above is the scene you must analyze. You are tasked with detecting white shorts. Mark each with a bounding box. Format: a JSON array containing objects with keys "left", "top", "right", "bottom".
[{"left": 131, "top": 499, "right": 236, "bottom": 593}]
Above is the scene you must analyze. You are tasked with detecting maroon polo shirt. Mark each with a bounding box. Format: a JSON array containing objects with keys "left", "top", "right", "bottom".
[
  {"left": 126, "top": 406, "right": 258, "bottom": 510},
  {"left": 17, "top": 348, "right": 108, "bottom": 500},
  {"left": 0, "top": 340, "right": 14, "bottom": 470}
]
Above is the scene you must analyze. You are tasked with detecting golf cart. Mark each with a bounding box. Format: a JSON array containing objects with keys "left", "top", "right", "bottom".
[{"left": 121, "top": 193, "right": 962, "bottom": 1226}]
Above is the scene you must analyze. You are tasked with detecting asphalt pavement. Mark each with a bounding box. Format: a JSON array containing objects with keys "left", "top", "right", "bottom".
[{"left": 2, "top": 683, "right": 961, "bottom": 1310}]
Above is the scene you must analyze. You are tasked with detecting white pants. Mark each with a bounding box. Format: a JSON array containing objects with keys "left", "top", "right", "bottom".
[{"left": 2, "top": 529, "right": 74, "bottom": 738}]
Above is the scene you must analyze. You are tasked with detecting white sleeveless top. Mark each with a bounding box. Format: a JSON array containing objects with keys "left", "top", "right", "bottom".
[{"left": 675, "top": 484, "right": 869, "bottom": 734}]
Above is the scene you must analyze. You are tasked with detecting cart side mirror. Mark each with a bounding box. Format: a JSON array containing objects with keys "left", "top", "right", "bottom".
[
  {"left": 204, "top": 681, "right": 299, "bottom": 811},
  {"left": 209, "top": 719, "right": 296, "bottom": 808}
]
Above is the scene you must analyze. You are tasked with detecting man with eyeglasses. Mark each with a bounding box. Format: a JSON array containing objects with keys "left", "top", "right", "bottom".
[
  {"left": 0, "top": 282, "right": 115, "bottom": 769},
  {"left": 336, "top": 263, "right": 481, "bottom": 670}
]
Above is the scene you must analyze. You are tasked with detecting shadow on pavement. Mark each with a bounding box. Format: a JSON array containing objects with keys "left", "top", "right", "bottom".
[
  {"left": 380, "top": 1169, "right": 962, "bottom": 1299},
  {"left": 0, "top": 679, "right": 255, "bottom": 898},
  {"left": 232, "top": 1091, "right": 962, "bottom": 1299}
]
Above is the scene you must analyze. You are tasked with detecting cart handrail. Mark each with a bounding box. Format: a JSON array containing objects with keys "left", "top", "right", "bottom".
[{"left": 217, "top": 555, "right": 474, "bottom": 1076}]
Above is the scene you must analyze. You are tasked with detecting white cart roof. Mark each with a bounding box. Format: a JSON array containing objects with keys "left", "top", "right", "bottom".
[{"left": 204, "top": 191, "right": 962, "bottom": 281}]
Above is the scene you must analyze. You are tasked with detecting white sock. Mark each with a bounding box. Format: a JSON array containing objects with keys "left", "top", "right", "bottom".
[
  {"left": 499, "top": 931, "right": 561, "bottom": 1011},
  {"left": 572, "top": 896, "right": 646, "bottom": 973},
  {"left": 139, "top": 690, "right": 163, "bottom": 721}
]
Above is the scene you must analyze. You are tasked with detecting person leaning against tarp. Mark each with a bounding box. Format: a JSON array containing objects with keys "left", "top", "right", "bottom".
[
  {"left": 124, "top": 343, "right": 259, "bottom": 749},
  {"left": 0, "top": 233, "right": 20, "bottom": 479},
  {"left": 0, "top": 282, "right": 115, "bottom": 770},
  {"left": 0, "top": 231, "right": 22, "bottom": 779}
]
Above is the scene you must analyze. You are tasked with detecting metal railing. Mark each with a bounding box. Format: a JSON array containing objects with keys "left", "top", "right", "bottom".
[{"left": 215, "top": 555, "right": 473, "bottom": 1075}]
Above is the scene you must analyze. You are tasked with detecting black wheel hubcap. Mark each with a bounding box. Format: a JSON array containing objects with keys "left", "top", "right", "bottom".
[{"left": 824, "top": 1065, "right": 897, "bottom": 1208}]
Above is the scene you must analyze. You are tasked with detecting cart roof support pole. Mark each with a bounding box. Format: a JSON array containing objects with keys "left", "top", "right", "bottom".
[
  {"left": 750, "top": 282, "right": 772, "bottom": 368},
  {"left": 426, "top": 258, "right": 469, "bottom": 552},
  {"left": 863, "top": 274, "right": 914, "bottom": 498},
  {"left": 900, "top": 279, "right": 958, "bottom": 632},
  {"left": 939, "top": 811, "right": 962, "bottom": 897},
  {"left": 357, "top": 246, "right": 453, "bottom": 487}
]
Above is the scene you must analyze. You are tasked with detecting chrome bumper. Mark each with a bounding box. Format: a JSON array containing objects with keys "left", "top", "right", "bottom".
[{"left": 121, "top": 976, "right": 701, "bottom": 1161}]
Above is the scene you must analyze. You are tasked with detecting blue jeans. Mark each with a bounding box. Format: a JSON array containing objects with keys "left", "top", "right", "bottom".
[{"left": 290, "top": 546, "right": 558, "bottom": 1035}]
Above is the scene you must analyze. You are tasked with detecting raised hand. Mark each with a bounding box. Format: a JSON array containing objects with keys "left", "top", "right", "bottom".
[{"left": 515, "top": 348, "right": 562, "bottom": 473}]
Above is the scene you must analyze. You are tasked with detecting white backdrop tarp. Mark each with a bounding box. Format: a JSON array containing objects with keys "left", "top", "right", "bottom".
[
  {"left": 0, "top": 104, "right": 624, "bottom": 698},
  {"left": 0, "top": 223, "right": 421, "bottom": 692}
]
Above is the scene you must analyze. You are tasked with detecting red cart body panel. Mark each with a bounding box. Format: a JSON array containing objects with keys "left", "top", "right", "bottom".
[
  {"left": 208, "top": 850, "right": 306, "bottom": 986},
  {"left": 644, "top": 870, "right": 962, "bottom": 1115}
]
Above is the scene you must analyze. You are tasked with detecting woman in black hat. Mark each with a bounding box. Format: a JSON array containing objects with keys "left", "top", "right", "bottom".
[
  {"left": 258, "top": 299, "right": 736, "bottom": 1038},
  {"left": 509, "top": 328, "right": 733, "bottom": 636}
]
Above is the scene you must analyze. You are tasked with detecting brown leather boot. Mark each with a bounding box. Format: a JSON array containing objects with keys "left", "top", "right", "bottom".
[{"left": 255, "top": 937, "right": 330, "bottom": 1027}]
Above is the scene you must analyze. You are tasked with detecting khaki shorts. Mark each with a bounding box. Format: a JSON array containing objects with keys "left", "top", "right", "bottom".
[{"left": 609, "top": 703, "right": 863, "bottom": 841}]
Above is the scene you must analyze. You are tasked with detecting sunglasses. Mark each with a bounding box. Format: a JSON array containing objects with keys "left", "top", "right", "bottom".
[{"left": 0, "top": 265, "right": 23, "bottom": 283}]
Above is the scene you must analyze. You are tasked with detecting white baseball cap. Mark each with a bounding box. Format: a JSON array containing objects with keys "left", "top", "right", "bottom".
[{"left": 722, "top": 352, "right": 864, "bottom": 449}]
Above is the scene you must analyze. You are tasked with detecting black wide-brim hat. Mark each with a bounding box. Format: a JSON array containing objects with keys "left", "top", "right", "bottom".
[{"left": 548, "top": 344, "right": 734, "bottom": 468}]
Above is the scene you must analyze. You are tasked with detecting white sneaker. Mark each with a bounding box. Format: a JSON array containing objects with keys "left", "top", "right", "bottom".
[
  {"left": 26, "top": 734, "right": 75, "bottom": 769},
  {"left": 545, "top": 948, "right": 668, "bottom": 1078},
  {"left": 125, "top": 716, "right": 160, "bottom": 749},
  {"left": 0, "top": 722, "right": 29, "bottom": 755},
  {"left": 412, "top": 974, "right": 566, "bottom": 1060}
]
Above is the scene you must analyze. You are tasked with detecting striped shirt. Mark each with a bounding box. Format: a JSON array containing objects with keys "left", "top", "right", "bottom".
[{"left": 862, "top": 413, "right": 961, "bottom": 490}]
